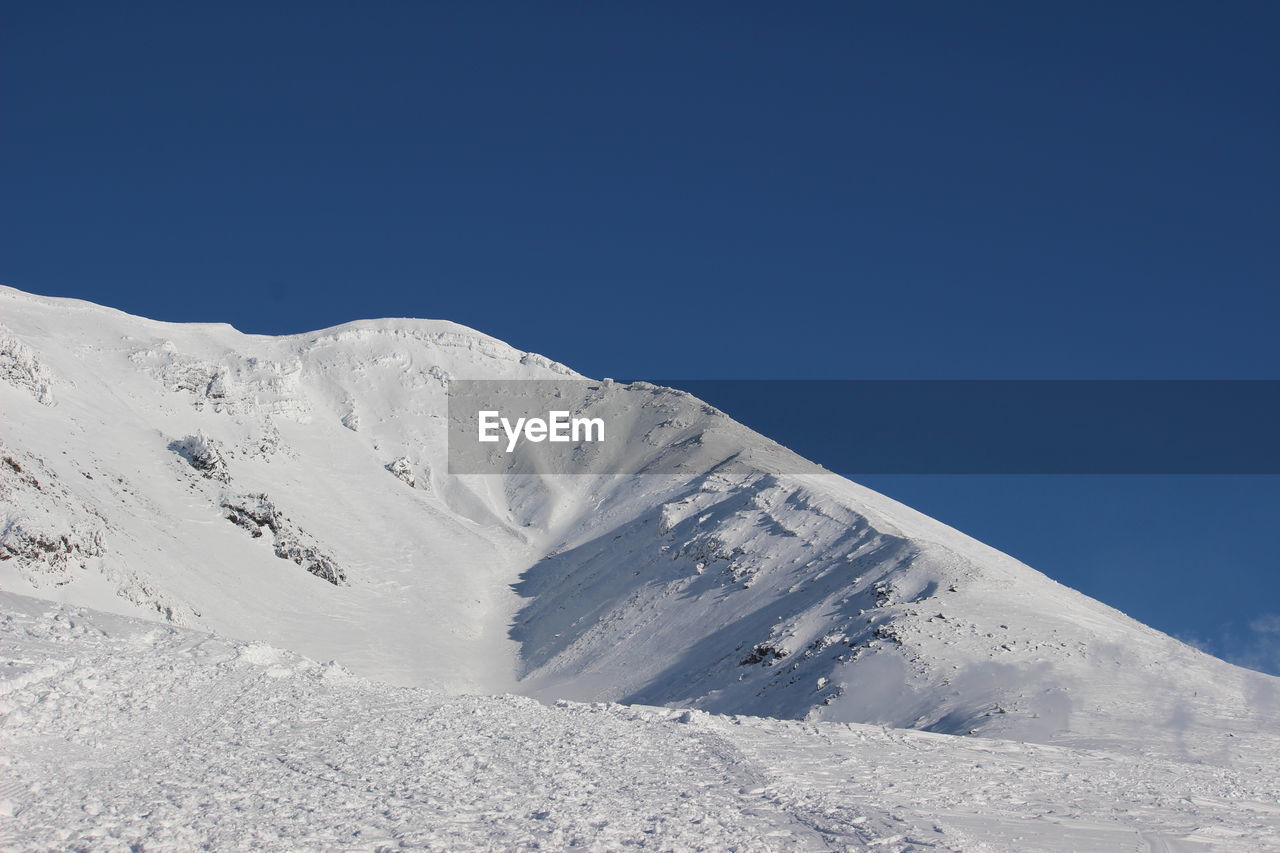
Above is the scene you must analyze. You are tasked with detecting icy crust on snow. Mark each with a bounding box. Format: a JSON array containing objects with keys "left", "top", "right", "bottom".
[
  {"left": 3, "top": 592, "right": 1279, "bottom": 852},
  {"left": 1, "top": 283, "right": 1279, "bottom": 757}
]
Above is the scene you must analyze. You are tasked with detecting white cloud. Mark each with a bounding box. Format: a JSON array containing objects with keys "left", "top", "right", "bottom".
[{"left": 1225, "top": 613, "right": 1280, "bottom": 676}]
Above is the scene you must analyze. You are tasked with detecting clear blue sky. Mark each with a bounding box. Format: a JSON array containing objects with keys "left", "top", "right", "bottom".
[{"left": 3, "top": 2, "right": 1277, "bottom": 672}]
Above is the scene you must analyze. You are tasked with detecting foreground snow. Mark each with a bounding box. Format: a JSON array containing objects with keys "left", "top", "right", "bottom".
[{"left": 4, "top": 592, "right": 1277, "bottom": 852}]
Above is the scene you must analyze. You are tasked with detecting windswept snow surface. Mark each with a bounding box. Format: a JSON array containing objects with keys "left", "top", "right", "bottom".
[{"left": 4, "top": 592, "right": 1279, "bottom": 852}]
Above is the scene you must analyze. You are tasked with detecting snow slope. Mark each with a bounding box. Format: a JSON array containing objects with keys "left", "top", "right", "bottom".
[
  {"left": 3, "top": 592, "right": 1278, "bottom": 852},
  {"left": 2, "top": 284, "right": 1278, "bottom": 760}
]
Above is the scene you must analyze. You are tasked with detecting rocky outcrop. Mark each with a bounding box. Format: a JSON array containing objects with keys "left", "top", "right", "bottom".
[
  {"left": 0, "top": 451, "right": 106, "bottom": 582},
  {"left": 385, "top": 457, "right": 416, "bottom": 488},
  {"left": 0, "top": 327, "right": 55, "bottom": 405},
  {"left": 220, "top": 493, "right": 345, "bottom": 586},
  {"left": 170, "top": 433, "right": 230, "bottom": 482}
]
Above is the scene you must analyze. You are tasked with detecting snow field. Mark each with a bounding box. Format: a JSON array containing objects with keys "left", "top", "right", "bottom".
[{"left": 4, "top": 593, "right": 1277, "bottom": 852}]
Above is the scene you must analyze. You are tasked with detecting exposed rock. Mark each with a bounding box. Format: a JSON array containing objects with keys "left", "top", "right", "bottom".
[
  {"left": 0, "top": 516, "right": 107, "bottom": 580},
  {"left": 385, "top": 457, "right": 415, "bottom": 488},
  {"left": 740, "top": 643, "right": 789, "bottom": 667},
  {"left": 220, "top": 493, "right": 346, "bottom": 586},
  {"left": 170, "top": 433, "right": 230, "bottom": 482},
  {"left": 0, "top": 327, "right": 55, "bottom": 405}
]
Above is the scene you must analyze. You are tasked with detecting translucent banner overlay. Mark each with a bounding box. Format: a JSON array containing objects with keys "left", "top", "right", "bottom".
[{"left": 447, "top": 379, "right": 1280, "bottom": 475}]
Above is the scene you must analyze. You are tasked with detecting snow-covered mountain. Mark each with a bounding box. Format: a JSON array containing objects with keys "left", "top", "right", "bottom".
[{"left": 2, "top": 284, "right": 1277, "bottom": 761}]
